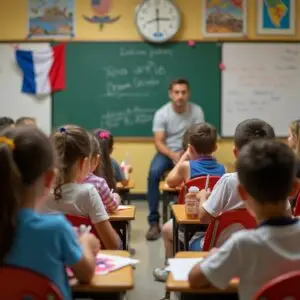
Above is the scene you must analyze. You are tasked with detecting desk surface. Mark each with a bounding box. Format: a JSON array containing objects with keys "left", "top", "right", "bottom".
[
  {"left": 172, "top": 204, "right": 203, "bottom": 225},
  {"left": 116, "top": 180, "right": 135, "bottom": 190},
  {"left": 72, "top": 250, "right": 134, "bottom": 293},
  {"left": 159, "top": 181, "right": 181, "bottom": 193},
  {"left": 109, "top": 205, "right": 136, "bottom": 222},
  {"left": 166, "top": 252, "right": 238, "bottom": 293}
]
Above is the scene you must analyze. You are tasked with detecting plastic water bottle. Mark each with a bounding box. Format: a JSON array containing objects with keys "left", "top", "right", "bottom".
[{"left": 185, "top": 186, "right": 200, "bottom": 219}]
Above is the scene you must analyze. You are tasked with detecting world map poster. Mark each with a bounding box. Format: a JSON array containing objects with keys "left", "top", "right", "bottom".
[{"left": 257, "top": 0, "right": 296, "bottom": 35}]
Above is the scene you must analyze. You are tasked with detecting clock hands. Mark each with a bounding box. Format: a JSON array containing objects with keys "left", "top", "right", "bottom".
[{"left": 155, "top": 8, "right": 160, "bottom": 32}]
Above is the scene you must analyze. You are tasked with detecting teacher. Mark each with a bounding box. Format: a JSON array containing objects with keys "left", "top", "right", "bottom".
[{"left": 146, "top": 79, "right": 205, "bottom": 241}]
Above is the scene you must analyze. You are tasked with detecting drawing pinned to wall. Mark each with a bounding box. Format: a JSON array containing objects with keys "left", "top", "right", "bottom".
[
  {"left": 28, "top": 0, "right": 75, "bottom": 38},
  {"left": 257, "top": 0, "right": 296, "bottom": 35},
  {"left": 202, "top": 0, "right": 247, "bottom": 37},
  {"left": 83, "top": 0, "right": 121, "bottom": 31}
]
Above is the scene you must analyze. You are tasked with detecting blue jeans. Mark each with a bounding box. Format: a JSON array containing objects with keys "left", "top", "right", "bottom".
[{"left": 147, "top": 152, "right": 173, "bottom": 224}]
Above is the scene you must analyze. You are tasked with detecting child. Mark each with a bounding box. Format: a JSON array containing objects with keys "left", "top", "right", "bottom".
[
  {"left": 83, "top": 134, "right": 121, "bottom": 213},
  {"left": 95, "top": 129, "right": 132, "bottom": 186},
  {"left": 0, "top": 126, "right": 98, "bottom": 299},
  {"left": 197, "top": 119, "right": 276, "bottom": 226},
  {"left": 189, "top": 140, "right": 300, "bottom": 300},
  {"left": 0, "top": 117, "right": 14, "bottom": 132},
  {"left": 15, "top": 117, "right": 37, "bottom": 127},
  {"left": 41, "top": 125, "right": 121, "bottom": 250},
  {"left": 153, "top": 123, "right": 226, "bottom": 282},
  {"left": 287, "top": 119, "right": 300, "bottom": 177}
]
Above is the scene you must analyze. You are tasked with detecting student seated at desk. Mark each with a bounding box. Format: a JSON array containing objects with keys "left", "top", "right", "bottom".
[
  {"left": 153, "top": 122, "right": 226, "bottom": 282},
  {"left": 15, "top": 116, "right": 37, "bottom": 127},
  {"left": 0, "top": 126, "right": 98, "bottom": 300},
  {"left": 41, "top": 125, "right": 121, "bottom": 250},
  {"left": 95, "top": 129, "right": 132, "bottom": 187},
  {"left": 0, "top": 117, "right": 14, "bottom": 132},
  {"left": 83, "top": 133, "right": 121, "bottom": 213},
  {"left": 189, "top": 119, "right": 277, "bottom": 252},
  {"left": 189, "top": 140, "right": 300, "bottom": 300}
]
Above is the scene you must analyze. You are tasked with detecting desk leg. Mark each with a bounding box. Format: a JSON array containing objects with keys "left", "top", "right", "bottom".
[
  {"left": 162, "top": 192, "right": 168, "bottom": 224},
  {"left": 183, "top": 225, "right": 189, "bottom": 251},
  {"left": 180, "top": 293, "right": 238, "bottom": 300},
  {"left": 112, "top": 221, "right": 128, "bottom": 250},
  {"left": 172, "top": 217, "right": 179, "bottom": 256}
]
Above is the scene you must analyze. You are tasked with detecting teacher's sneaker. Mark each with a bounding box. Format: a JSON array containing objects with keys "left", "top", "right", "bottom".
[
  {"left": 146, "top": 223, "right": 161, "bottom": 241},
  {"left": 153, "top": 267, "right": 169, "bottom": 282}
]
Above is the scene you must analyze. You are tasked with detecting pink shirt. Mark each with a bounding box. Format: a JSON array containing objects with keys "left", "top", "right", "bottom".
[{"left": 83, "top": 173, "right": 118, "bottom": 213}]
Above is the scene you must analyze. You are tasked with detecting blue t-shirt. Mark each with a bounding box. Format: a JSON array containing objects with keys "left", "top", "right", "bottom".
[
  {"left": 189, "top": 157, "right": 226, "bottom": 179},
  {"left": 5, "top": 209, "right": 83, "bottom": 299},
  {"left": 111, "top": 158, "right": 125, "bottom": 182}
]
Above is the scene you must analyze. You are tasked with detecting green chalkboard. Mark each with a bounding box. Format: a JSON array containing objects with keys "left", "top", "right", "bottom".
[{"left": 53, "top": 42, "right": 220, "bottom": 137}]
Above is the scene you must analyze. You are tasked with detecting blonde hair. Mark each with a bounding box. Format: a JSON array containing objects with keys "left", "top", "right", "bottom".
[{"left": 289, "top": 120, "right": 300, "bottom": 157}]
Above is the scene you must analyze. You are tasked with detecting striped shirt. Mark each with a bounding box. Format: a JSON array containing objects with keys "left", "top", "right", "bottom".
[{"left": 83, "top": 173, "right": 119, "bottom": 213}]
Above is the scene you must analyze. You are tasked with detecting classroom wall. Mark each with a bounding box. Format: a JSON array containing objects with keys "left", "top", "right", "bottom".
[{"left": 0, "top": 0, "right": 296, "bottom": 193}]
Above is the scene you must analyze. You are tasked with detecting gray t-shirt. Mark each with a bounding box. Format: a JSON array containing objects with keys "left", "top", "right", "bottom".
[{"left": 152, "top": 102, "right": 204, "bottom": 151}]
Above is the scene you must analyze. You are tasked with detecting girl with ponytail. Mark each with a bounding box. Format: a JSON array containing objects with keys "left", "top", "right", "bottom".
[{"left": 0, "top": 126, "right": 98, "bottom": 299}]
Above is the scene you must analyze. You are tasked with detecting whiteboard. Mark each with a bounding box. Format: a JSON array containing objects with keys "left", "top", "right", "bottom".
[
  {"left": 221, "top": 43, "right": 300, "bottom": 137},
  {"left": 0, "top": 43, "right": 51, "bottom": 134}
]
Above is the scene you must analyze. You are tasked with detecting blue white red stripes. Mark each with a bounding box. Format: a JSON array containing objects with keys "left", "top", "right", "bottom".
[{"left": 16, "top": 44, "right": 65, "bottom": 95}]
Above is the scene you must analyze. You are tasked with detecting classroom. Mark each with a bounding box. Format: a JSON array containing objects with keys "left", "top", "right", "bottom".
[{"left": 1, "top": 1, "right": 300, "bottom": 300}]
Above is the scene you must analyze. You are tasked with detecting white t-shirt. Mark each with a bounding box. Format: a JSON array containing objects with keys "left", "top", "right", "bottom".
[
  {"left": 203, "top": 172, "right": 244, "bottom": 217},
  {"left": 202, "top": 172, "right": 291, "bottom": 217},
  {"left": 41, "top": 183, "right": 109, "bottom": 224},
  {"left": 200, "top": 221, "right": 300, "bottom": 300}
]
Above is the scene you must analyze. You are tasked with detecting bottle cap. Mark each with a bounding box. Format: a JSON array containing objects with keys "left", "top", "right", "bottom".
[{"left": 188, "top": 186, "right": 199, "bottom": 193}]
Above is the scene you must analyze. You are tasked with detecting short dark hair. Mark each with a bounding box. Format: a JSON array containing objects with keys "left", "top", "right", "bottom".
[
  {"left": 168, "top": 78, "right": 190, "bottom": 91},
  {"left": 237, "top": 140, "right": 296, "bottom": 204},
  {"left": 0, "top": 117, "right": 14, "bottom": 132},
  {"left": 15, "top": 117, "right": 36, "bottom": 126},
  {"left": 234, "top": 119, "right": 275, "bottom": 151},
  {"left": 188, "top": 123, "right": 217, "bottom": 155}
]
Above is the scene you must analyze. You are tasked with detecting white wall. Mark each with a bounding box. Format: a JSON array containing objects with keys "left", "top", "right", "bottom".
[{"left": 0, "top": 43, "right": 51, "bottom": 134}]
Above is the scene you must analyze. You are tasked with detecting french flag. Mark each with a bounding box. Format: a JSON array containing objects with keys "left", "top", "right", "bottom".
[{"left": 16, "top": 44, "right": 65, "bottom": 95}]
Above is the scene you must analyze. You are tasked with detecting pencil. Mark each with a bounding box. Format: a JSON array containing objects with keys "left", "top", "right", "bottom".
[{"left": 205, "top": 175, "right": 210, "bottom": 191}]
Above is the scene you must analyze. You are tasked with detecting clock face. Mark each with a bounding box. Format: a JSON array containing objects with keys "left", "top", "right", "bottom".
[{"left": 136, "top": 0, "right": 181, "bottom": 43}]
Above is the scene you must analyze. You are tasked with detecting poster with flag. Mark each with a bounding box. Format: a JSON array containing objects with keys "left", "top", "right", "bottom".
[{"left": 16, "top": 43, "right": 65, "bottom": 95}]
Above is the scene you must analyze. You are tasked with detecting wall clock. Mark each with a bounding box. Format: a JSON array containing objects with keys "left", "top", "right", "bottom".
[{"left": 135, "top": 0, "right": 181, "bottom": 43}]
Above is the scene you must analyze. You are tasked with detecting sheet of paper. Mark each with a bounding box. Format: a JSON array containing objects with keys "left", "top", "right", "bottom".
[
  {"left": 118, "top": 205, "right": 131, "bottom": 210},
  {"left": 167, "top": 258, "right": 203, "bottom": 281},
  {"left": 66, "top": 254, "right": 139, "bottom": 277}
]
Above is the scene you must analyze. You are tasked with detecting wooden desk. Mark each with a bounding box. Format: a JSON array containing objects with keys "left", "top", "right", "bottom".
[
  {"left": 172, "top": 205, "right": 208, "bottom": 254},
  {"left": 166, "top": 252, "right": 238, "bottom": 300},
  {"left": 159, "top": 181, "right": 181, "bottom": 224},
  {"left": 116, "top": 180, "right": 135, "bottom": 205},
  {"left": 72, "top": 250, "right": 133, "bottom": 300},
  {"left": 109, "top": 206, "right": 136, "bottom": 250}
]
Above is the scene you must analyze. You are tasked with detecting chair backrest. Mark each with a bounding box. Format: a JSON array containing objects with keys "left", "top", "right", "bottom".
[
  {"left": 293, "top": 192, "right": 300, "bottom": 216},
  {"left": 202, "top": 208, "right": 256, "bottom": 251},
  {"left": 65, "top": 214, "right": 99, "bottom": 239},
  {"left": 254, "top": 271, "right": 300, "bottom": 300},
  {"left": 177, "top": 176, "right": 221, "bottom": 204},
  {"left": 0, "top": 266, "right": 63, "bottom": 300}
]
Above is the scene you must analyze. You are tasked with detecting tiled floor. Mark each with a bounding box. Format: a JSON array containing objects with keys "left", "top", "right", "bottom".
[{"left": 128, "top": 201, "right": 168, "bottom": 300}]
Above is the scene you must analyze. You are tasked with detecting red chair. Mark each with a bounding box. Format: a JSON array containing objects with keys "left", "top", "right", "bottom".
[
  {"left": 293, "top": 192, "right": 300, "bottom": 216},
  {"left": 254, "top": 271, "right": 300, "bottom": 300},
  {"left": 0, "top": 266, "right": 63, "bottom": 300},
  {"left": 65, "top": 214, "right": 99, "bottom": 239},
  {"left": 177, "top": 176, "right": 221, "bottom": 204},
  {"left": 202, "top": 208, "right": 256, "bottom": 251}
]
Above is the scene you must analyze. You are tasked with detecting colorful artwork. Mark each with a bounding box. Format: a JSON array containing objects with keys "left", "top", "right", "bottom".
[
  {"left": 83, "top": 0, "right": 121, "bottom": 31},
  {"left": 257, "top": 0, "right": 295, "bottom": 35},
  {"left": 28, "top": 0, "right": 75, "bottom": 38},
  {"left": 203, "top": 0, "right": 247, "bottom": 37}
]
